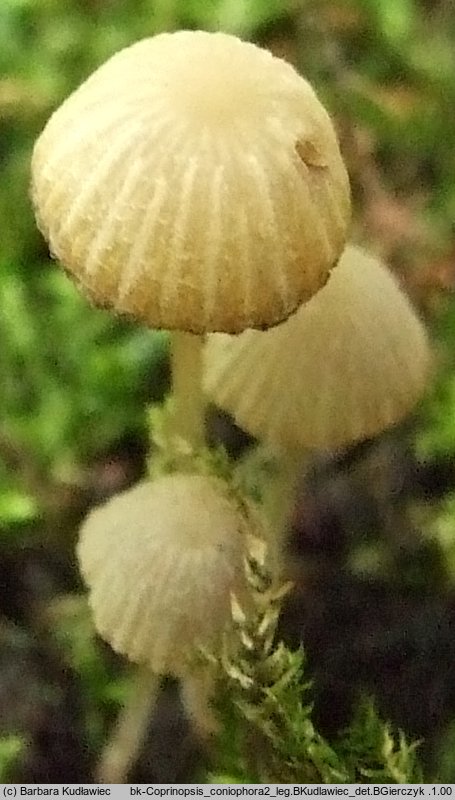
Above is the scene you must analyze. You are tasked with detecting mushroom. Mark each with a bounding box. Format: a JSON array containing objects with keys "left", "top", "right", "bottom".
[
  {"left": 204, "top": 244, "right": 431, "bottom": 531},
  {"left": 78, "top": 473, "right": 251, "bottom": 672},
  {"left": 78, "top": 471, "right": 256, "bottom": 780},
  {"left": 31, "top": 30, "right": 351, "bottom": 449}
]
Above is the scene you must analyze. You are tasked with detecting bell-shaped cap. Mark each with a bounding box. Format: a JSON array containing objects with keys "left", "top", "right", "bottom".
[
  {"left": 31, "top": 30, "right": 350, "bottom": 334},
  {"left": 77, "top": 473, "right": 251, "bottom": 675},
  {"left": 204, "top": 245, "right": 431, "bottom": 449}
]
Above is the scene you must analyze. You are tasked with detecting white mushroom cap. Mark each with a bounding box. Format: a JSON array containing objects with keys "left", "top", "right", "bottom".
[
  {"left": 31, "top": 30, "right": 350, "bottom": 334},
  {"left": 77, "top": 473, "right": 250, "bottom": 675},
  {"left": 204, "top": 245, "right": 431, "bottom": 449}
]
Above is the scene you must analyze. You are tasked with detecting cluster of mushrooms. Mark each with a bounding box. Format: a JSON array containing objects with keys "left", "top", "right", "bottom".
[{"left": 31, "top": 30, "right": 430, "bottom": 779}]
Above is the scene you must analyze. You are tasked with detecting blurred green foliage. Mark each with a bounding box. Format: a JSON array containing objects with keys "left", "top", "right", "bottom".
[
  {"left": 0, "top": 257, "right": 168, "bottom": 524},
  {"left": 49, "top": 594, "right": 131, "bottom": 753},
  {"left": 417, "top": 302, "right": 455, "bottom": 459},
  {"left": 0, "top": 735, "right": 25, "bottom": 782}
]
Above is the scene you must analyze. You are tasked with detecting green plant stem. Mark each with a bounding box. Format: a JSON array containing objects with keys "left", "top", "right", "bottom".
[
  {"left": 170, "top": 331, "right": 205, "bottom": 450},
  {"left": 96, "top": 667, "right": 159, "bottom": 784}
]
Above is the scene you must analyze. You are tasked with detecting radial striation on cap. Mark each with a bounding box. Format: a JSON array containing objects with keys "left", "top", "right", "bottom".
[
  {"left": 31, "top": 30, "right": 350, "bottom": 334},
  {"left": 77, "top": 473, "right": 250, "bottom": 674},
  {"left": 204, "top": 245, "right": 431, "bottom": 449}
]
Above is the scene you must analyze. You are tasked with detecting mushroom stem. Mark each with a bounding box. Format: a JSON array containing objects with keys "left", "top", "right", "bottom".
[
  {"left": 264, "top": 448, "right": 305, "bottom": 556},
  {"left": 170, "top": 331, "right": 205, "bottom": 450},
  {"left": 180, "top": 668, "right": 219, "bottom": 739},
  {"left": 96, "top": 667, "right": 160, "bottom": 784}
]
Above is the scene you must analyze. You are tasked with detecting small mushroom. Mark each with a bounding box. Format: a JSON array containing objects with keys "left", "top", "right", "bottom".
[
  {"left": 204, "top": 244, "right": 431, "bottom": 452},
  {"left": 78, "top": 471, "right": 262, "bottom": 781},
  {"left": 77, "top": 472, "right": 250, "bottom": 675},
  {"left": 31, "top": 31, "right": 351, "bottom": 448},
  {"left": 204, "top": 245, "right": 431, "bottom": 534}
]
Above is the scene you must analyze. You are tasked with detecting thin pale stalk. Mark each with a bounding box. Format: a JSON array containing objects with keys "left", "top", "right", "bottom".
[
  {"left": 96, "top": 667, "right": 159, "bottom": 784},
  {"left": 180, "top": 669, "right": 219, "bottom": 739},
  {"left": 170, "top": 331, "right": 205, "bottom": 450},
  {"left": 264, "top": 448, "right": 305, "bottom": 560}
]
